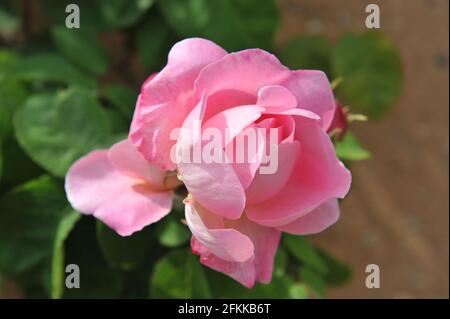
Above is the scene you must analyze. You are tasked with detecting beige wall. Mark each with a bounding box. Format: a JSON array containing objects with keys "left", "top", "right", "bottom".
[{"left": 278, "top": 0, "right": 449, "bottom": 298}]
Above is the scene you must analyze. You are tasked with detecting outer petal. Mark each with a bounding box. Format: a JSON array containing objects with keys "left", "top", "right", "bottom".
[
  {"left": 107, "top": 139, "right": 168, "bottom": 190},
  {"left": 130, "top": 38, "right": 227, "bottom": 170},
  {"left": 282, "top": 70, "right": 335, "bottom": 130},
  {"left": 65, "top": 151, "right": 172, "bottom": 236},
  {"left": 194, "top": 49, "right": 291, "bottom": 101},
  {"left": 276, "top": 198, "right": 340, "bottom": 234},
  {"left": 226, "top": 217, "right": 281, "bottom": 285},
  {"left": 94, "top": 186, "right": 172, "bottom": 237},
  {"left": 191, "top": 237, "right": 256, "bottom": 288},
  {"left": 246, "top": 117, "right": 351, "bottom": 227},
  {"left": 187, "top": 202, "right": 281, "bottom": 288},
  {"left": 185, "top": 203, "right": 254, "bottom": 262}
]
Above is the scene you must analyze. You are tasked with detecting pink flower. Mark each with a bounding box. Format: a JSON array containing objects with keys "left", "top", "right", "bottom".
[
  {"left": 65, "top": 139, "right": 180, "bottom": 236},
  {"left": 65, "top": 38, "right": 351, "bottom": 288}
]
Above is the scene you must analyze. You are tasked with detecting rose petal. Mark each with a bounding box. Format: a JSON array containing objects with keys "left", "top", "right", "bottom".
[
  {"left": 191, "top": 237, "right": 256, "bottom": 288},
  {"left": 180, "top": 159, "right": 246, "bottom": 219},
  {"left": 257, "top": 85, "right": 297, "bottom": 110},
  {"left": 108, "top": 139, "right": 168, "bottom": 190},
  {"left": 185, "top": 202, "right": 254, "bottom": 262},
  {"left": 202, "top": 89, "right": 256, "bottom": 122},
  {"left": 65, "top": 151, "right": 172, "bottom": 236},
  {"left": 130, "top": 38, "right": 227, "bottom": 170},
  {"left": 246, "top": 117, "right": 351, "bottom": 226},
  {"left": 225, "top": 126, "right": 265, "bottom": 189},
  {"left": 246, "top": 141, "right": 300, "bottom": 204},
  {"left": 177, "top": 97, "right": 246, "bottom": 219},
  {"left": 187, "top": 202, "right": 281, "bottom": 288},
  {"left": 194, "top": 49, "right": 291, "bottom": 101},
  {"left": 202, "top": 105, "right": 264, "bottom": 146},
  {"left": 226, "top": 217, "right": 281, "bottom": 285},
  {"left": 282, "top": 70, "right": 335, "bottom": 130},
  {"left": 263, "top": 107, "right": 320, "bottom": 121},
  {"left": 277, "top": 198, "right": 340, "bottom": 234}
]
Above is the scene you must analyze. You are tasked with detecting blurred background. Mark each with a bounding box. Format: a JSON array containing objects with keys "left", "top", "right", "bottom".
[
  {"left": 277, "top": 0, "right": 449, "bottom": 298},
  {"left": 0, "top": 0, "right": 448, "bottom": 298}
]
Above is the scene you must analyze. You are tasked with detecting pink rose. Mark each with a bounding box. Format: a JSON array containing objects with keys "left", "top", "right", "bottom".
[
  {"left": 65, "top": 139, "right": 180, "bottom": 236},
  {"left": 65, "top": 38, "right": 351, "bottom": 288}
]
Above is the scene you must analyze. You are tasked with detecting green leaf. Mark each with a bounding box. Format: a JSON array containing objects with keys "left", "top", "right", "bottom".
[
  {"left": 51, "top": 211, "right": 81, "bottom": 299},
  {"left": 332, "top": 31, "right": 403, "bottom": 119},
  {"left": 0, "top": 143, "right": 2, "bottom": 182},
  {"left": 151, "top": 249, "right": 211, "bottom": 298},
  {"left": 63, "top": 218, "right": 124, "bottom": 298},
  {"left": 0, "top": 176, "right": 73, "bottom": 296},
  {"left": 204, "top": 267, "right": 249, "bottom": 298},
  {"left": 335, "top": 132, "right": 371, "bottom": 161},
  {"left": 104, "top": 108, "right": 129, "bottom": 135},
  {"left": 42, "top": 0, "right": 154, "bottom": 30},
  {"left": 0, "top": 138, "right": 44, "bottom": 189},
  {"left": 279, "top": 35, "right": 331, "bottom": 74},
  {"left": 317, "top": 248, "right": 352, "bottom": 286},
  {"left": 0, "top": 4, "right": 20, "bottom": 37},
  {"left": 51, "top": 26, "right": 109, "bottom": 76},
  {"left": 0, "top": 79, "right": 27, "bottom": 140},
  {"left": 103, "top": 84, "right": 137, "bottom": 121},
  {"left": 247, "top": 275, "right": 293, "bottom": 298},
  {"left": 0, "top": 50, "right": 26, "bottom": 141},
  {"left": 7, "top": 53, "right": 97, "bottom": 89},
  {"left": 273, "top": 247, "right": 287, "bottom": 278},
  {"left": 0, "top": 49, "right": 20, "bottom": 78},
  {"left": 299, "top": 267, "right": 325, "bottom": 298},
  {"left": 14, "top": 87, "right": 112, "bottom": 177},
  {"left": 283, "top": 235, "right": 328, "bottom": 275},
  {"left": 98, "top": 0, "right": 155, "bottom": 29},
  {"left": 159, "top": 0, "right": 279, "bottom": 51},
  {"left": 96, "top": 221, "right": 155, "bottom": 271},
  {"left": 136, "top": 13, "right": 174, "bottom": 72},
  {"left": 156, "top": 215, "right": 191, "bottom": 248},
  {"left": 289, "top": 283, "right": 309, "bottom": 299}
]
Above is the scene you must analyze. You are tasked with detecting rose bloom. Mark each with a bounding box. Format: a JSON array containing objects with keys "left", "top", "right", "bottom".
[{"left": 65, "top": 38, "right": 351, "bottom": 288}]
